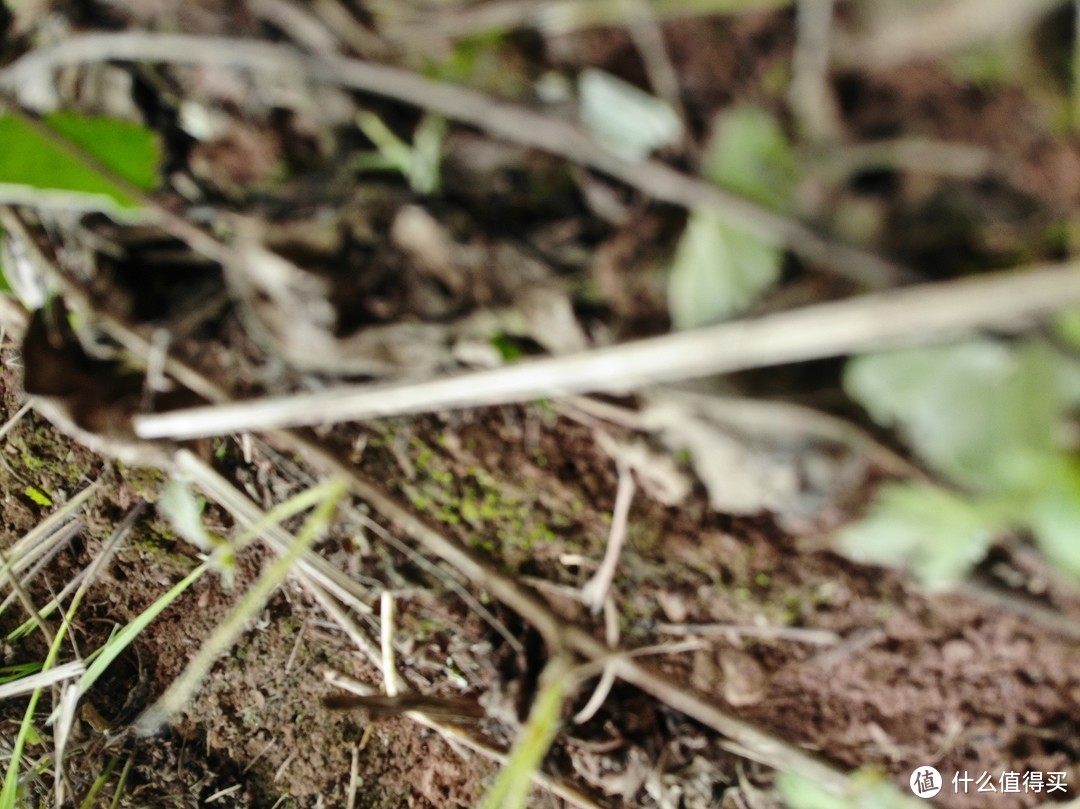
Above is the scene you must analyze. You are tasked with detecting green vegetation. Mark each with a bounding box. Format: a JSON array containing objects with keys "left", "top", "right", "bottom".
[
  {"left": 480, "top": 656, "right": 572, "bottom": 809},
  {"left": 22, "top": 485, "right": 51, "bottom": 507},
  {"left": 402, "top": 438, "right": 559, "bottom": 568},
  {"left": 841, "top": 338, "right": 1080, "bottom": 586},
  {"left": 778, "top": 769, "right": 925, "bottom": 809},
  {"left": 0, "top": 112, "right": 159, "bottom": 216},
  {"left": 667, "top": 106, "right": 795, "bottom": 328},
  {"left": 353, "top": 111, "right": 445, "bottom": 194}
]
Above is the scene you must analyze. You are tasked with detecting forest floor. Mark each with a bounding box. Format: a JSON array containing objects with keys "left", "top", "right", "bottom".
[{"left": 1, "top": 2, "right": 1079, "bottom": 808}]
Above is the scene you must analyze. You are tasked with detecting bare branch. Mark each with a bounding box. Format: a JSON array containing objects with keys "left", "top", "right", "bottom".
[{"left": 136, "top": 261, "right": 1080, "bottom": 440}]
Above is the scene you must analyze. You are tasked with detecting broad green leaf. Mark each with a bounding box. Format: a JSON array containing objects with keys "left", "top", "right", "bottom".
[
  {"left": 666, "top": 211, "right": 782, "bottom": 329},
  {"left": 1025, "top": 456, "right": 1080, "bottom": 578},
  {"left": 838, "top": 482, "right": 1000, "bottom": 588},
  {"left": 844, "top": 340, "right": 1060, "bottom": 490},
  {"left": 703, "top": 105, "right": 796, "bottom": 210},
  {"left": 45, "top": 113, "right": 160, "bottom": 190},
  {"left": 578, "top": 69, "right": 682, "bottom": 161},
  {"left": 0, "top": 114, "right": 160, "bottom": 212}
]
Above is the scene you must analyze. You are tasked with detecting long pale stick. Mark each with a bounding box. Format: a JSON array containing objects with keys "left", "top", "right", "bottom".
[{"left": 136, "top": 261, "right": 1080, "bottom": 440}]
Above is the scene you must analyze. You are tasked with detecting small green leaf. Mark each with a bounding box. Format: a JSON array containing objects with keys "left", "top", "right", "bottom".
[
  {"left": 158, "top": 479, "right": 213, "bottom": 552},
  {"left": 838, "top": 482, "right": 1000, "bottom": 588},
  {"left": 578, "top": 69, "right": 682, "bottom": 161},
  {"left": 0, "top": 114, "right": 160, "bottom": 212},
  {"left": 665, "top": 107, "right": 793, "bottom": 328},
  {"left": 775, "top": 773, "right": 844, "bottom": 809},
  {"left": 0, "top": 663, "right": 42, "bottom": 685},
  {"left": 23, "top": 486, "right": 52, "bottom": 507},
  {"left": 489, "top": 333, "right": 525, "bottom": 362},
  {"left": 667, "top": 211, "right": 782, "bottom": 329},
  {"left": 408, "top": 114, "right": 445, "bottom": 194},
  {"left": 354, "top": 112, "right": 444, "bottom": 194},
  {"left": 844, "top": 340, "right": 1060, "bottom": 490},
  {"left": 703, "top": 105, "right": 796, "bottom": 211}
]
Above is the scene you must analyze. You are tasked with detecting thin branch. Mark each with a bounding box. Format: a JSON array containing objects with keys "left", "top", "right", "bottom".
[
  {"left": 788, "top": 0, "right": 839, "bottom": 142},
  {"left": 656, "top": 622, "right": 841, "bottom": 645},
  {"left": 832, "top": 0, "right": 1061, "bottom": 69},
  {"left": 623, "top": 0, "right": 687, "bottom": 124},
  {"left": 136, "top": 260, "right": 1080, "bottom": 440},
  {"left": 380, "top": 590, "right": 401, "bottom": 697},
  {"left": 581, "top": 459, "right": 636, "bottom": 614}
]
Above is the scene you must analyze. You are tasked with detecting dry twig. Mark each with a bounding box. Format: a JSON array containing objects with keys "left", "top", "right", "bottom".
[{"left": 136, "top": 261, "right": 1080, "bottom": 439}]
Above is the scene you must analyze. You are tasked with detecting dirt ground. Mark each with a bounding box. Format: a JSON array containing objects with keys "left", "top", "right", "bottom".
[{"left": 2, "top": 2, "right": 1080, "bottom": 808}]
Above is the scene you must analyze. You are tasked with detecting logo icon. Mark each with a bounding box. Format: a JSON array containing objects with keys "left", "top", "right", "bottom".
[{"left": 910, "top": 766, "right": 943, "bottom": 798}]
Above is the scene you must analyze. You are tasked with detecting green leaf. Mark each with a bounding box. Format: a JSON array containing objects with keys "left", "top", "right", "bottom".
[
  {"left": 777, "top": 770, "right": 928, "bottom": 809},
  {"left": 0, "top": 223, "right": 11, "bottom": 295},
  {"left": 23, "top": 486, "right": 52, "bottom": 507},
  {"left": 844, "top": 340, "right": 1060, "bottom": 490},
  {"left": 665, "top": 106, "right": 793, "bottom": 328},
  {"left": 775, "top": 773, "right": 843, "bottom": 809},
  {"left": 481, "top": 655, "right": 571, "bottom": 809},
  {"left": 1025, "top": 456, "right": 1080, "bottom": 578},
  {"left": 838, "top": 482, "right": 1000, "bottom": 588},
  {"left": 0, "top": 114, "right": 160, "bottom": 212},
  {"left": 703, "top": 105, "right": 796, "bottom": 211},
  {"left": 354, "top": 112, "right": 444, "bottom": 194},
  {"left": 45, "top": 113, "right": 160, "bottom": 190},
  {"left": 578, "top": 69, "right": 682, "bottom": 161},
  {"left": 1052, "top": 305, "right": 1080, "bottom": 351},
  {"left": 158, "top": 479, "right": 213, "bottom": 552},
  {"left": 666, "top": 211, "right": 783, "bottom": 329}
]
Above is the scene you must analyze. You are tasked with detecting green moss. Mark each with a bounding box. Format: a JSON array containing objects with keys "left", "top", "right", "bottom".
[
  {"left": 117, "top": 463, "right": 167, "bottom": 499},
  {"left": 415, "top": 448, "right": 435, "bottom": 470},
  {"left": 400, "top": 434, "right": 576, "bottom": 573}
]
